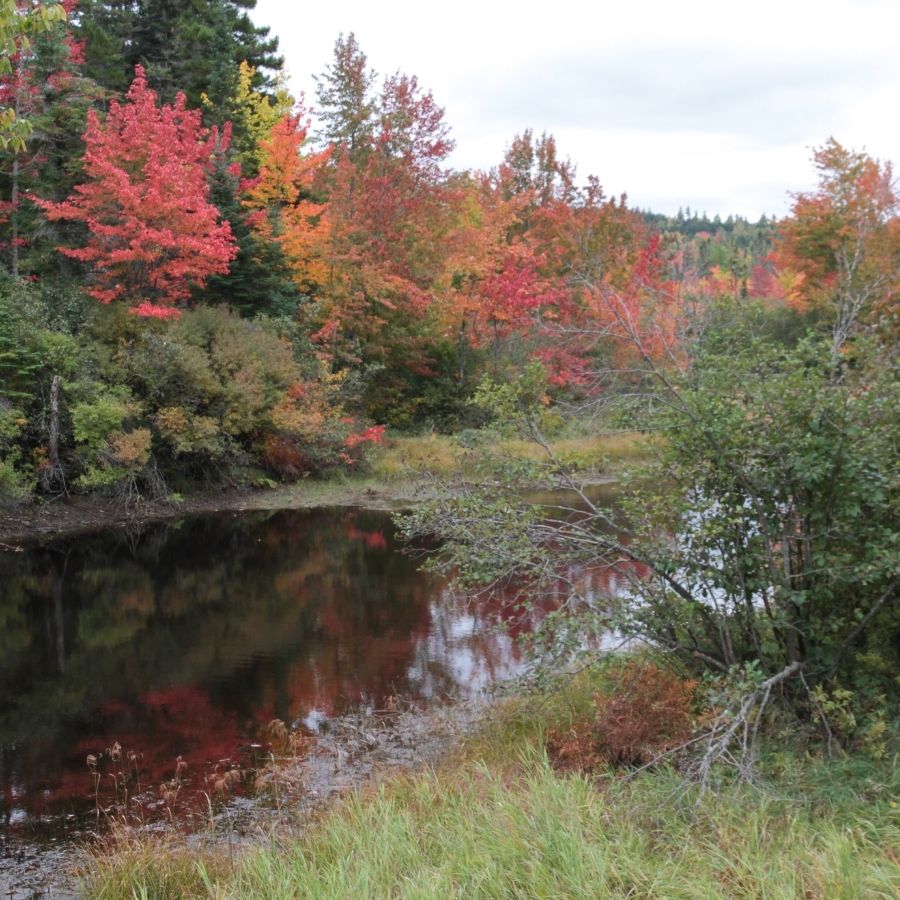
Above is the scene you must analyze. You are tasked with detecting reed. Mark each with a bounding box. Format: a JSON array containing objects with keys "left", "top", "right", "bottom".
[{"left": 80, "top": 676, "right": 899, "bottom": 899}]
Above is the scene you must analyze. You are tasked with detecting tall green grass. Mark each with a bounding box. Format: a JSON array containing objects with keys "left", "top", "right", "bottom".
[
  {"left": 82, "top": 685, "right": 900, "bottom": 899},
  {"left": 223, "top": 754, "right": 898, "bottom": 900},
  {"left": 83, "top": 752, "right": 899, "bottom": 899}
]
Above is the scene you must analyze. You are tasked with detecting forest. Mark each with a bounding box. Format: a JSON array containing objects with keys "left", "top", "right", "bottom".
[
  {"left": 1, "top": 2, "right": 898, "bottom": 896},
  {"left": 0, "top": 0, "right": 804, "bottom": 503}
]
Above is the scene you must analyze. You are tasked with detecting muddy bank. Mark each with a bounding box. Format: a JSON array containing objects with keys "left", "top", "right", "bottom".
[
  {"left": 0, "top": 473, "right": 615, "bottom": 547},
  {"left": 0, "top": 478, "right": 430, "bottom": 547},
  {"left": 2, "top": 697, "right": 489, "bottom": 899}
]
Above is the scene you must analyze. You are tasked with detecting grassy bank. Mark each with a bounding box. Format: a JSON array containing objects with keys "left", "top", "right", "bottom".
[
  {"left": 0, "top": 431, "right": 647, "bottom": 545},
  {"left": 370, "top": 430, "right": 650, "bottom": 480},
  {"left": 81, "top": 676, "right": 899, "bottom": 899}
]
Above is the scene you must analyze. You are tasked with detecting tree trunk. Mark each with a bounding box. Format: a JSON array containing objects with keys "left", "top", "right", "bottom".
[
  {"left": 10, "top": 155, "right": 19, "bottom": 279},
  {"left": 10, "top": 52, "right": 22, "bottom": 278},
  {"left": 40, "top": 375, "right": 64, "bottom": 493}
]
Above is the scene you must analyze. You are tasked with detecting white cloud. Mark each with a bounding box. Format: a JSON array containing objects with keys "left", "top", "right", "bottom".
[{"left": 252, "top": 0, "right": 900, "bottom": 217}]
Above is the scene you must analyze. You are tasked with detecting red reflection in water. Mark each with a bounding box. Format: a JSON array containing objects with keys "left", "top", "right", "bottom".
[
  {"left": 345, "top": 526, "right": 389, "bottom": 549},
  {"left": 465, "top": 558, "right": 650, "bottom": 640},
  {"left": 18, "top": 686, "right": 247, "bottom": 821},
  {"left": 0, "top": 507, "right": 641, "bottom": 836}
]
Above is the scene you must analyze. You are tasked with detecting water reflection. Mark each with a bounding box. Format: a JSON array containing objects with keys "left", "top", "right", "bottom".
[{"left": 0, "top": 508, "right": 524, "bottom": 838}]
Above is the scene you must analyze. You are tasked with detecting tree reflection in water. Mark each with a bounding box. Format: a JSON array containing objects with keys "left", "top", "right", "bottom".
[{"left": 0, "top": 508, "right": 534, "bottom": 837}]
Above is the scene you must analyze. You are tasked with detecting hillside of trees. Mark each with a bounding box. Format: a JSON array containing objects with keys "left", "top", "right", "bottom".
[
  {"left": 2, "top": 6, "right": 898, "bottom": 894},
  {"left": 0, "top": 1, "right": 896, "bottom": 506}
]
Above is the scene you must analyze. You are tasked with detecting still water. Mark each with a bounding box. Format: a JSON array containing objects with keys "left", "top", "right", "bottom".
[{"left": 0, "top": 506, "right": 539, "bottom": 848}]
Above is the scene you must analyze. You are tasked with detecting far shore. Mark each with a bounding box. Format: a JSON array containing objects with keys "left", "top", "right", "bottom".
[
  {"left": 0, "top": 431, "right": 644, "bottom": 546},
  {"left": 0, "top": 471, "right": 619, "bottom": 547}
]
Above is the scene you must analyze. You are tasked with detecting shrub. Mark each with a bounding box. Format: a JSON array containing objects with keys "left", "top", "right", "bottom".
[
  {"left": 405, "top": 323, "right": 900, "bottom": 717},
  {"left": 108, "top": 307, "right": 385, "bottom": 482},
  {"left": 0, "top": 454, "right": 30, "bottom": 504},
  {"left": 71, "top": 392, "right": 134, "bottom": 450},
  {"left": 548, "top": 661, "right": 698, "bottom": 771}
]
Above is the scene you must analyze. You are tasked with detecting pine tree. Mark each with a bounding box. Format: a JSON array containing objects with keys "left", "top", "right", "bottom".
[
  {"left": 0, "top": 0, "right": 101, "bottom": 277},
  {"left": 70, "top": 0, "right": 136, "bottom": 95},
  {"left": 314, "top": 32, "right": 376, "bottom": 164},
  {"left": 203, "top": 139, "right": 300, "bottom": 317},
  {"left": 73, "top": 0, "right": 282, "bottom": 111}
]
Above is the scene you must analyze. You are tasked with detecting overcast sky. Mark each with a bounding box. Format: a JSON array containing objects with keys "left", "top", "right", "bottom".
[{"left": 252, "top": 0, "right": 900, "bottom": 219}]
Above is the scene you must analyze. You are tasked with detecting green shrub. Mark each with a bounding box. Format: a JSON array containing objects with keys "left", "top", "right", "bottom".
[
  {"left": 0, "top": 454, "right": 30, "bottom": 504},
  {"left": 71, "top": 392, "right": 135, "bottom": 450}
]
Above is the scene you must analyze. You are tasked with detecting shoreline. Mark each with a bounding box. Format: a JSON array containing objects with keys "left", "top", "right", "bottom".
[
  {"left": 2, "top": 694, "right": 490, "bottom": 899},
  {"left": 0, "top": 472, "right": 617, "bottom": 547},
  {"left": 0, "top": 477, "right": 430, "bottom": 547},
  {"left": 0, "top": 430, "right": 643, "bottom": 546}
]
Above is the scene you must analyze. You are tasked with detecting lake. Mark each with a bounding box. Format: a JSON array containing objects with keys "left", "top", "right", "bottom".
[
  {"left": 0, "top": 506, "right": 537, "bottom": 847},
  {"left": 0, "top": 492, "right": 630, "bottom": 894}
]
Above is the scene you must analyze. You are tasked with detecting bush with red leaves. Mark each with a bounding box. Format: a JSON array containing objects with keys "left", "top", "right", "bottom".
[
  {"left": 261, "top": 434, "right": 309, "bottom": 479},
  {"left": 548, "top": 662, "right": 698, "bottom": 772}
]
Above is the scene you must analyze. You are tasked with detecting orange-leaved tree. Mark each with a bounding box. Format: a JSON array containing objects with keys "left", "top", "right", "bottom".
[
  {"left": 314, "top": 71, "right": 458, "bottom": 362},
  {"left": 244, "top": 110, "right": 331, "bottom": 296},
  {"left": 40, "top": 65, "right": 236, "bottom": 319},
  {"left": 310, "top": 56, "right": 463, "bottom": 422},
  {"left": 436, "top": 174, "right": 575, "bottom": 383},
  {"left": 773, "top": 138, "right": 900, "bottom": 346}
]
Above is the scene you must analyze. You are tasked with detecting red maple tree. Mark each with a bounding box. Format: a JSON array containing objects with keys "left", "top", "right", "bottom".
[
  {"left": 311, "top": 71, "right": 458, "bottom": 374},
  {"left": 40, "top": 65, "right": 236, "bottom": 318}
]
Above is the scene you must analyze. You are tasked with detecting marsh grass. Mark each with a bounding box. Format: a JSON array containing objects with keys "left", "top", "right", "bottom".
[
  {"left": 80, "top": 673, "right": 900, "bottom": 899},
  {"left": 81, "top": 830, "right": 234, "bottom": 900},
  {"left": 369, "top": 433, "right": 467, "bottom": 479},
  {"left": 224, "top": 755, "right": 898, "bottom": 900},
  {"left": 369, "top": 431, "right": 651, "bottom": 481}
]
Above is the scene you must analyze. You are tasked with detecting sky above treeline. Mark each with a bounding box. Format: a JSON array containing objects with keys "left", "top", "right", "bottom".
[{"left": 253, "top": 0, "right": 900, "bottom": 220}]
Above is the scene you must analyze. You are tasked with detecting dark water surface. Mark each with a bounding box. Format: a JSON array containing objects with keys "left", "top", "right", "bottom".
[{"left": 0, "top": 507, "right": 532, "bottom": 855}]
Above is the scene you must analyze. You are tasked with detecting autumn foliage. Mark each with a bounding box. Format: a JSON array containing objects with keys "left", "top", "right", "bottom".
[
  {"left": 244, "top": 110, "right": 331, "bottom": 294},
  {"left": 2, "top": 18, "right": 898, "bottom": 500},
  {"left": 547, "top": 662, "right": 698, "bottom": 771},
  {"left": 40, "top": 65, "right": 236, "bottom": 318},
  {"left": 771, "top": 138, "right": 900, "bottom": 337}
]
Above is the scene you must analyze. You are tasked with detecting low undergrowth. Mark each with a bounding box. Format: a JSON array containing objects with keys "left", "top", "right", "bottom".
[
  {"left": 369, "top": 430, "right": 650, "bottom": 480},
  {"left": 547, "top": 661, "right": 699, "bottom": 771},
  {"left": 80, "top": 668, "right": 899, "bottom": 899}
]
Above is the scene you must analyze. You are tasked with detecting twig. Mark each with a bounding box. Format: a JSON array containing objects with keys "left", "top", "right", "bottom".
[
  {"left": 684, "top": 661, "right": 802, "bottom": 795},
  {"left": 827, "top": 578, "right": 898, "bottom": 675},
  {"left": 799, "top": 668, "right": 838, "bottom": 758}
]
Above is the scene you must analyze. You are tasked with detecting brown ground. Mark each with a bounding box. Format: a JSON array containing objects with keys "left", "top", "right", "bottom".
[
  {"left": 0, "top": 479, "right": 436, "bottom": 548},
  {"left": 0, "top": 473, "right": 615, "bottom": 548}
]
